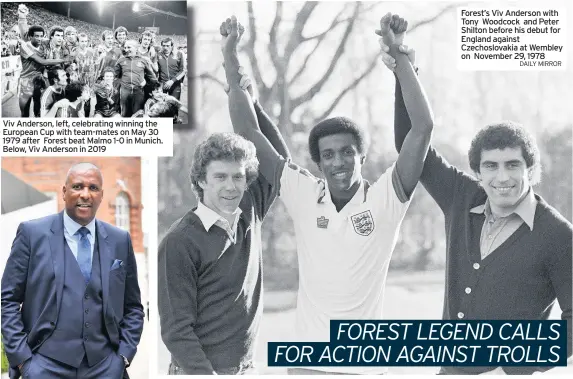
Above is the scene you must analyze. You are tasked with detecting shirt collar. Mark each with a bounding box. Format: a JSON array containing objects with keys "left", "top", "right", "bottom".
[
  {"left": 318, "top": 179, "right": 368, "bottom": 205},
  {"left": 195, "top": 201, "right": 242, "bottom": 232},
  {"left": 25, "top": 41, "right": 40, "bottom": 53},
  {"left": 63, "top": 211, "right": 96, "bottom": 237},
  {"left": 51, "top": 85, "right": 63, "bottom": 94},
  {"left": 470, "top": 187, "right": 537, "bottom": 230},
  {"left": 161, "top": 50, "right": 177, "bottom": 59},
  {"left": 49, "top": 40, "right": 61, "bottom": 51}
]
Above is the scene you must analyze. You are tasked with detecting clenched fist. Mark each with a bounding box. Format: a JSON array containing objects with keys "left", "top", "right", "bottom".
[{"left": 219, "top": 15, "right": 245, "bottom": 57}]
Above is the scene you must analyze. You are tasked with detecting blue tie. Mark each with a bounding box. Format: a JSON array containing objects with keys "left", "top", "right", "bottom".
[{"left": 77, "top": 227, "right": 92, "bottom": 283}]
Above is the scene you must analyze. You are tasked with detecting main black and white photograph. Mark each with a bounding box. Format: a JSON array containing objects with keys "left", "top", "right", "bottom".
[
  {"left": 157, "top": 0, "right": 572, "bottom": 375},
  {"left": 1, "top": 1, "right": 189, "bottom": 122}
]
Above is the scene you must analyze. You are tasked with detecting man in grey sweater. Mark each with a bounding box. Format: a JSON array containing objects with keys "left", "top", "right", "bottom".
[{"left": 380, "top": 40, "right": 572, "bottom": 375}]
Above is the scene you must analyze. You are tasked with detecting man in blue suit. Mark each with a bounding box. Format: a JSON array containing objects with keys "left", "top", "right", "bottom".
[{"left": 1, "top": 163, "right": 144, "bottom": 379}]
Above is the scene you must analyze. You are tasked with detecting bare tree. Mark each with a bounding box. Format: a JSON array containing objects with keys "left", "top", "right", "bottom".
[{"left": 200, "top": 2, "right": 456, "bottom": 136}]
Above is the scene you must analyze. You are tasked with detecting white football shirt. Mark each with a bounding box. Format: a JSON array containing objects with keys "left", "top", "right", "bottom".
[{"left": 278, "top": 160, "right": 412, "bottom": 374}]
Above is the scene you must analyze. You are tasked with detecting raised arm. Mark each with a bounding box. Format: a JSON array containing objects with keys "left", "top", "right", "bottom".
[
  {"left": 17, "top": 4, "right": 30, "bottom": 41},
  {"left": 28, "top": 54, "right": 69, "bottom": 67},
  {"left": 223, "top": 68, "right": 291, "bottom": 160},
  {"left": 381, "top": 42, "right": 472, "bottom": 212},
  {"left": 253, "top": 101, "right": 291, "bottom": 160},
  {"left": 221, "top": 16, "right": 285, "bottom": 182},
  {"left": 16, "top": 2, "right": 64, "bottom": 70},
  {"left": 377, "top": 13, "right": 433, "bottom": 198},
  {"left": 18, "top": 38, "right": 68, "bottom": 67}
]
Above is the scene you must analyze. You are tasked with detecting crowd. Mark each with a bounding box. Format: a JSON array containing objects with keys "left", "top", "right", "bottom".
[
  {"left": 2, "top": 3, "right": 187, "bottom": 120},
  {"left": 1, "top": 3, "right": 187, "bottom": 52}
]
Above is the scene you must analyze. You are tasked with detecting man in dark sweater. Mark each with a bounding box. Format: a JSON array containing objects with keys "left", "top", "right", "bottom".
[
  {"left": 380, "top": 44, "right": 572, "bottom": 374},
  {"left": 158, "top": 91, "right": 290, "bottom": 373}
]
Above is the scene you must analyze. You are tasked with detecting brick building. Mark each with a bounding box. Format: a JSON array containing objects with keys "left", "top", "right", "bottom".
[{"left": 2, "top": 157, "right": 144, "bottom": 253}]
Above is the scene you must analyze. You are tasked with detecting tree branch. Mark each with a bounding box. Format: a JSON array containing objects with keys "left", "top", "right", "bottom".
[
  {"left": 301, "top": 2, "right": 380, "bottom": 41},
  {"left": 244, "top": 2, "right": 269, "bottom": 99},
  {"left": 408, "top": 3, "right": 459, "bottom": 33},
  {"left": 268, "top": 2, "right": 283, "bottom": 70},
  {"left": 301, "top": 3, "right": 352, "bottom": 42},
  {"left": 290, "top": 2, "right": 361, "bottom": 110},
  {"left": 288, "top": 6, "right": 350, "bottom": 86},
  {"left": 282, "top": 2, "right": 318, "bottom": 63},
  {"left": 302, "top": 18, "right": 347, "bottom": 42},
  {"left": 196, "top": 73, "right": 226, "bottom": 90},
  {"left": 313, "top": 52, "right": 380, "bottom": 122}
]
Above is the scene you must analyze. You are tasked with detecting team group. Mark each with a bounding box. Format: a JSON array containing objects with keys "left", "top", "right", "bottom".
[{"left": 13, "top": 4, "right": 186, "bottom": 120}]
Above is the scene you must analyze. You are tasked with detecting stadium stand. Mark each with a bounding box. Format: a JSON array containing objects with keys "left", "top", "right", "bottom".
[{"left": 1, "top": 3, "right": 187, "bottom": 53}]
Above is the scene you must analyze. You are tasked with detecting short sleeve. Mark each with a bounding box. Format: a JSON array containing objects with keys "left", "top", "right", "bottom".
[
  {"left": 19, "top": 42, "right": 34, "bottom": 59},
  {"left": 368, "top": 163, "right": 412, "bottom": 224},
  {"left": 278, "top": 159, "right": 323, "bottom": 220}
]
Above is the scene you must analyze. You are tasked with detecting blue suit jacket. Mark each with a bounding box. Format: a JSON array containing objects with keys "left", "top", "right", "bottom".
[{"left": 1, "top": 212, "right": 144, "bottom": 379}]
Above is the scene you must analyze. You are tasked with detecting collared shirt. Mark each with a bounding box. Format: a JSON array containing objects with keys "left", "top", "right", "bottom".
[
  {"left": 194, "top": 201, "right": 242, "bottom": 252},
  {"left": 470, "top": 188, "right": 537, "bottom": 259},
  {"left": 63, "top": 211, "right": 96, "bottom": 260},
  {"left": 278, "top": 160, "right": 411, "bottom": 374},
  {"left": 42, "top": 40, "right": 69, "bottom": 61}
]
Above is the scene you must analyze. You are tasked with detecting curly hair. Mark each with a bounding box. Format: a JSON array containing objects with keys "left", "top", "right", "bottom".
[
  {"left": 190, "top": 133, "right": 259, "bottom": 200},
  {"left": 468, "top": 121, "right": 541, "bottom": 185},
  {"left": 308, "top": 116, "right": 369, "bottom": 164},
  {"left": 27, "top": 25, "right": 44, "bottom": 38}
]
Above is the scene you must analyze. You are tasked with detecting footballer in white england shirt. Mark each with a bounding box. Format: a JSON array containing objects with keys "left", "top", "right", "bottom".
[{"left": 221, "top": 13, "right": 434, "bottom": 374}]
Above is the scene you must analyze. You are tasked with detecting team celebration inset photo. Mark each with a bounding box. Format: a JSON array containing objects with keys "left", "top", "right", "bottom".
[{"left": 1, "top": 1, "right": 188, "bottom": 122}]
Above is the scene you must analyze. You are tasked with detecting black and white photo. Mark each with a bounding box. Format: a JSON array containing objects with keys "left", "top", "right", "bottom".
[{"left": 1, "top": 1, "right": 189, "bottom": 122}]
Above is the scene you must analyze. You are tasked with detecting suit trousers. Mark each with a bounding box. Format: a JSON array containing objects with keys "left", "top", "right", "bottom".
[{"left": 20, "top": 351, "right": 125, "bottom": 379}]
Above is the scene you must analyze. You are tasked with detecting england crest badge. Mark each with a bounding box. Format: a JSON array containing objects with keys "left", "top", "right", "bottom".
[
  {"left": 317, "top": 216, "right": 329, "bottom": 229},
  {"left": 350, "top": 210, "right": 374, "bottom": 236}
]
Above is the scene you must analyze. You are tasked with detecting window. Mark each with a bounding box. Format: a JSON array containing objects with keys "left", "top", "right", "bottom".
[{"left": 115, "top": 192, "right": 130, "bottom": 231}]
